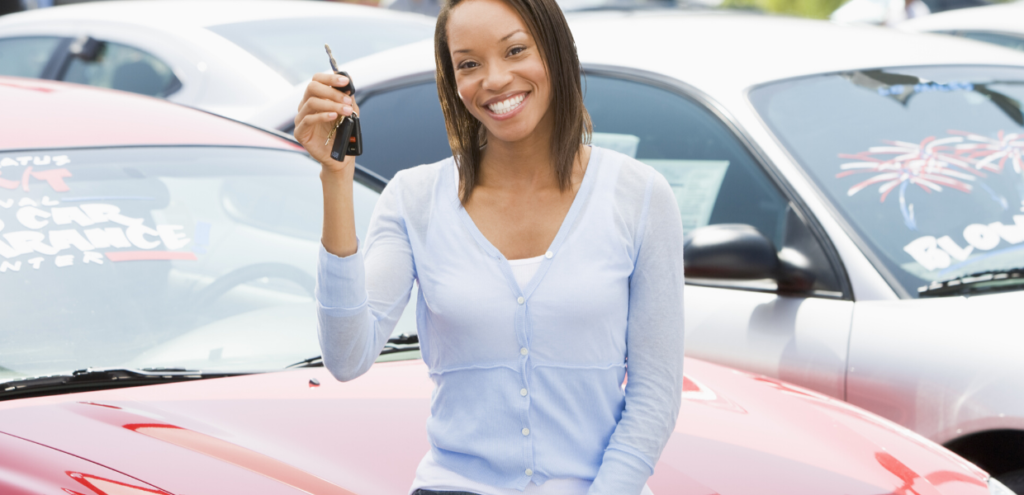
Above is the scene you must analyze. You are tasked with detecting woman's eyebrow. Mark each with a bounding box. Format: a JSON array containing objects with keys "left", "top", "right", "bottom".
[{"left": 500, "top": 29, "right": 525, "bottom": 42}]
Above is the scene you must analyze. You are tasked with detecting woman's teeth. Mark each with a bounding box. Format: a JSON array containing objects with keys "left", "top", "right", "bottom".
[{"left": 488, "top": 94, "right": 525, "bottom": 115}]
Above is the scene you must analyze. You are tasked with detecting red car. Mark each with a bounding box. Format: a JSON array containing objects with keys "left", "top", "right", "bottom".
[{"left": 0, "top": 77, "right": 1010, "bottom": 495}]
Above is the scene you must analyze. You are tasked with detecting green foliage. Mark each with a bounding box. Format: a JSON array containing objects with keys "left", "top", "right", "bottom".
[{"left": 722, "top": 0, "right": 847, "bottom": 19}]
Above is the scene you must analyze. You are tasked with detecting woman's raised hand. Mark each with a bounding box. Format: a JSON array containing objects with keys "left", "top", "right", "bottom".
[{"left": 295, "top": 72, "right": 360, "bottom": 175}]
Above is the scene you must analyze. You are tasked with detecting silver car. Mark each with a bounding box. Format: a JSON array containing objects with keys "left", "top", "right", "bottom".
[{"left": 251, "top": 10, "right": 1024, "bottom": 491}]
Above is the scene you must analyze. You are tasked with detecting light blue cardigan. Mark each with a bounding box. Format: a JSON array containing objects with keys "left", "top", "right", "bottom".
[{"left": 316, "top": 146, "right": 685, "bottom": 494}]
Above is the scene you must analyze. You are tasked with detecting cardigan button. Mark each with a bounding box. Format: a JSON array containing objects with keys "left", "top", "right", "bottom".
[
  {"left": 525, "top": 469, "right": 534, "bottom": 476},
  {"left": 520, "top": 348, "right": 529, "bottom": 356},
  {"left": 517, "top": 296, "right": 525, "bottom": 304},
  {"left": 545, "top": 251, "right": 553, "bottom": 258},
  {"left": 522, "top": 428, "right": 530, "bottom": 436},
  {"left": 520, "top": 388, "right": 528, "bottom": 396}
]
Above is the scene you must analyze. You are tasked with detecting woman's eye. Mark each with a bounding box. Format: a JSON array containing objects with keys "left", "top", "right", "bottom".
[
  {"left": 509, "top": 46, "right": 525, "bottom": 56},
  {"left": 458, "top": 61, "right": 479, "bottom": 70}
]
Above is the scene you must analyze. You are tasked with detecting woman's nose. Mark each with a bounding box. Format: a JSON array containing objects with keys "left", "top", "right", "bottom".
[{"left": 481, "top": 62, "right": 514, "bottom": 91}]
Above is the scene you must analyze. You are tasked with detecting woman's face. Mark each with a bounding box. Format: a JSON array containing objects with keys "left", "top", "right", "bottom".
[{"left": 447, "top": 0, "right": 552, "bottom": 145}]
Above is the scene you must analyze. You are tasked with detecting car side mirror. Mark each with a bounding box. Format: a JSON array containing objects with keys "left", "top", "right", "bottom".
[
  {"left": 70, "top": 36, "right": 103, "bottom": 62},
  {"left": 684, "top": 224, "right": 815, "bottom": 294}
]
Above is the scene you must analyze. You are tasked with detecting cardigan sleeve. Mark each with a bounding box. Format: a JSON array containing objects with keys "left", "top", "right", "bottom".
[
  {"left": 589, "top": 171, "right": 686, "bottom": 495},
  {"left": 315, "top": 171, "right": 416, "bottom": 382}
]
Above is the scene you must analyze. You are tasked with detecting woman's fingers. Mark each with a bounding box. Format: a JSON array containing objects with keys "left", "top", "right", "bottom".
[
  {"left": 297, "top": 99, "right": 350, "bottom": 128},
  {"left": 313, "top": 71, "right": 349, "bottom": 90},
  {"left": 295, "top": 113, "right": 339, "bottom": 162},
  {"left": 295, "top": 73, "right": 360, "bottom": 172},
  {"left": 300, "top": 75, "right": 354, "bottom": 110}
]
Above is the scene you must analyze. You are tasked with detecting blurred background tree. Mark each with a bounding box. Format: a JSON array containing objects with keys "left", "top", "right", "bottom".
[
  {"left": 723, "top": 0, "right": 843, "bottom": 18},
  {"left": 721, "top": 0, "right": 847, "bottom": 19}
]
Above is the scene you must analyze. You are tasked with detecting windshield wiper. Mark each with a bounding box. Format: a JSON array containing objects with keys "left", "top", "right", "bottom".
[
  {"left": 287, "top": 334, "right": 420, "bottom": 369},
  {"left": 0, "top": 367, "right": 247, "bottom": 401},
  {"left": 918, "top": 268, "right": 1024, "bottom": 297}
]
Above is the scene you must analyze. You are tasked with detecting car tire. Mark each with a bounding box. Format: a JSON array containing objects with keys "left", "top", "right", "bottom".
[{"left": 999, "top": 469, "right": 1024, "bottom": 494}]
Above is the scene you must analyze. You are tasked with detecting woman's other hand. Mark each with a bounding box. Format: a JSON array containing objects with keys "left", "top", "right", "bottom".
[{"left": 295, "top": 72, "right": 360, "bottom": 176}]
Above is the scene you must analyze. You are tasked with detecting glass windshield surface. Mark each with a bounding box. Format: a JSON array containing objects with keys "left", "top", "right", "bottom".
[
  {"left": 750, "top": 66, "right": 1024, "bottom": 297},
  {"left": 208, "top": 18, "right": 433, "bottom": 85},
  {"left": 0, "top": 147, "right": 385, "bottom": 381}
]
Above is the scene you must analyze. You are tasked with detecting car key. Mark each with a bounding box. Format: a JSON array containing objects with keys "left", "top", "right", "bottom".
[
  {"left": 324, "top": 44, "right": 362, "bottom": 160},
  {"left": 331, "top": 112, "right": 362, "bottom": 161}
]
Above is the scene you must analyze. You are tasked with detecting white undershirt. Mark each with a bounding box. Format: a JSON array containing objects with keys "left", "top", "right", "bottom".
[{"left": 508, "top": 254, "right": 545, "bottom": 291}]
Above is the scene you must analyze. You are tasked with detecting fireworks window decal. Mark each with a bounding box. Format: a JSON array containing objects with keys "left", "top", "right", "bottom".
[{"left": 838, "top": 131, "right": 1021, "bottom": 229}]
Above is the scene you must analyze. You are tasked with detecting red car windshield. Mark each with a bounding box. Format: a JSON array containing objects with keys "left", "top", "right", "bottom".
[{"left": 0, "top": 146, "right": 382, "bottom": 382}]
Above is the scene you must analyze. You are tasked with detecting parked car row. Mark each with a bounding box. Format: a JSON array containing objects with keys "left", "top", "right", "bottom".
[
  {"left": 1, "top": 1, "right": 1024, "bottom": 494},
  {"left": 251, "top": 9, "right": 1024, "bottom": 491},
  {"left": 0, "top": 1, "right": 434, "bottom": 121},
  {"left": 0, "top": 73, "right": 1013, "bottom": 495}
]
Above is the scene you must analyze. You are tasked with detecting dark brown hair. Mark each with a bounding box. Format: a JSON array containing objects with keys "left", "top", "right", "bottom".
[{"left": 434, "top": 0, "right": 592, "bottom": 203}]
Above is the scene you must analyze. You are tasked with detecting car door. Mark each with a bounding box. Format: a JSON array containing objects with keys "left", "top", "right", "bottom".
[
  {"left": 353, "top": 70, "right": 855, "bottom": 399},
  {"left": 583, "top": 71, "right": 855, "bottom": 399}
]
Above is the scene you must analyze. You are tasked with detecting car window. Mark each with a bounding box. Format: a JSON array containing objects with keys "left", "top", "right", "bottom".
[
  {"left": 357, "top": 82, "right": 453, "bottom": 179},
  {"left": 584, "top": 76, "right": 790, "bottom": 246},
  {"left": 750, "top": 66, "right": 1024, "bottom": 297},
  {"left": 207, "top": 17, "right": 434, "bottom": 85},
  {"left": 0, "top": 146, "right": 388, "bottom": 380},
  {"left": 61, "top": 42, "right": 180, "bottom": 97},
  {"left": 0, "top": 37, "right": 64, "bottom": 78}
]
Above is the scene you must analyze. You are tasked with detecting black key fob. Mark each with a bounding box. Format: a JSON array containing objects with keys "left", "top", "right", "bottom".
[
  {"left": 332, "top": 70, "right": 355, "bottom": 95},
  {"left": 347, "top": 113, "right": 362, "bottom": 156},
  {"left": 331, "top": 113, "right": 362, "bottom": 161},
  {"left": 328, "top": 71, "right": 361, "bottom": 160},
  {"left": 323, "top": 46, "right": 361, "bottom": 160}
]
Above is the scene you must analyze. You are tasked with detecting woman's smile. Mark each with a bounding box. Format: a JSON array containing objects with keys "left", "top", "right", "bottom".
[{"left": 483, "top": 91, "right": 529, "bottom": 120}]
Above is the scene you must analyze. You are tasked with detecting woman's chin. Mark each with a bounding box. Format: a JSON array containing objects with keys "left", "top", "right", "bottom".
[{"left": 484, "top": 120, "right": 544, "bottom": 145}]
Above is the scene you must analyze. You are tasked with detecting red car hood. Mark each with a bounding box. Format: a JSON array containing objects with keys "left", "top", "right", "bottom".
[{"left": 0, "top": 358, "right": 989, "bottom": 495}]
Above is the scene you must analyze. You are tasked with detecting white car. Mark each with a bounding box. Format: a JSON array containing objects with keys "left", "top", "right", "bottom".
[
  {"left": 254, "top": 11, "right": 1024, "bottom": 491},
  {"left": 0, "top": 0, "right": 434, "bottom": 121},
  {"left": 900, "top": 1, "right": 1024, "bottom": 52}
]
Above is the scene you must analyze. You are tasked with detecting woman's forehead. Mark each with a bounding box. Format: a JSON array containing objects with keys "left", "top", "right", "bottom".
[{"left": 447, "top": 0, "right": 531, "bottom": 49}]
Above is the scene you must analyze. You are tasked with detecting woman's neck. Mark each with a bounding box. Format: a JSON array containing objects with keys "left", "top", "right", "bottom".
[{"left": 477, "top": 111, "right": 558, "bottom": 192}]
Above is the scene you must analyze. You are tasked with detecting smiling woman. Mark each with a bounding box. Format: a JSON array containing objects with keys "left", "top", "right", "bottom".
[
  {"left": 292, "top": 0, "right": 685, "bottom": 493},
  {"left": 434, "top": 0, "right": 592, "bottom": 202}
]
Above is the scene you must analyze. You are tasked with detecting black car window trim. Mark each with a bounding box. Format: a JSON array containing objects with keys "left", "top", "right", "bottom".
[
  {"left": 40, "top": 37, "right": 74, "bottom": 80},
  {"left": 743, "top": 63, "right": 1024, "bottom": 300},
  {"left": 340, "top": 66, "right": 852, "bottom": 300}
]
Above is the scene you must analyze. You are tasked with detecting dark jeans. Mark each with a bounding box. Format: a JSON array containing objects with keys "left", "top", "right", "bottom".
[{"left": 412, "top": 490, "right": 481, "bottom": 495}]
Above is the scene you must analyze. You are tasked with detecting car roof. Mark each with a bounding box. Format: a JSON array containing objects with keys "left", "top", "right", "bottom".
[
  {"left": 567, "top": 10, "right": 1024, "bottom": 94},
  {"left": 0, "top": 0, "right": 430, "bottom": 30},
  {"left": 0, "top": 77, "right": 302, "bottom": 152},
  {"left": 898, "top": 2, "right": 1024, "bottom": 35}
]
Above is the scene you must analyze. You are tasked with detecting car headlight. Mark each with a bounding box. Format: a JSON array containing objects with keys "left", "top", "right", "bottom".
[{"left": 990, "top": 477, "right": 1018, "bottom": 495}]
